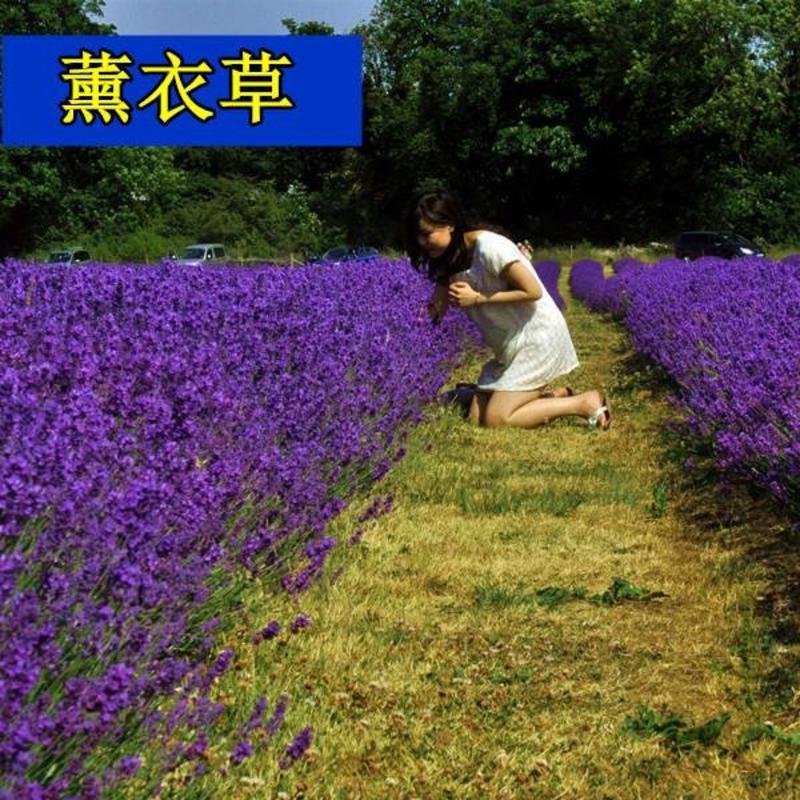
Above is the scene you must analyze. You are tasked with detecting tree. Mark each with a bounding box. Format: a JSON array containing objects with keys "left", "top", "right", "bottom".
[
  {"left": 0, "top": 0, "right": 114, "bottom": 35},
  {"left": 0, "top": 0, "right": 116, "bottom": 254},
  {"left": 281, "top": 18, "right": 335, "bottom": 36},
  {"left": 356, "top": 0, "right": 799, "bottom": 242}
]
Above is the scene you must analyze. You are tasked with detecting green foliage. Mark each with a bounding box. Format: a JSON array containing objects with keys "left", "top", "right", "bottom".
[
  {"left": 281, "top": 17, "right": 335, "bottom": 36},
  {"left": 623, "top": 705, "right": 731, "bottom": 751},
  {"left": 474, "top": 577, "right": 666, "bottom": 611},
  {"left": 473, "top": 583, "right": 532, "bottom": 609},
  {"left": 6, "top": 1, "right": 800, "bottom": 255},
  {"left": 87, "top": 226, "right": 176, "bottom": 264},
  {"left": 358, "top": 0, "right": 800, "bottom": 242},
  {"left": 533, "top": 584, "right": 589, "bottom": 609},
  {"left": 162, "top": 176, "right": 328, "bottom": 260},
  {"left": 649, "top": 480, "right": 670, "bottom": 518},
  {"left": 0, "top": 2, "right": 116, "bottom": 254},
  {"left": 592, "top": 576, "right": 668, "bottom": 606},
  {"left": 739, "top": 722, "right": 800, "bottom": 749},
  {"left": 708, "top": 164, "right": 800, "bottom": 243},
  {"left": 0, "top": 1, "right": 114, "bottom": 35}
]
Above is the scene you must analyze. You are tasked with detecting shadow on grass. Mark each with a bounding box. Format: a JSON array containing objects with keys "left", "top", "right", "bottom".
[
  {"left": 656, "top": 417, "right": 800, "bottom": 647},
  {"left": 617, "top": 350, "right": 800, "bottom": 717},
  {"left": 612, "top": 350, "right": 679, "bottom": 401}
]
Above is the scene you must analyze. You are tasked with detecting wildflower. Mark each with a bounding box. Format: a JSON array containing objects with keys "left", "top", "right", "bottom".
[
  {"left": 279, "top": 726, "right": 313, "bottom": 769},
  {"left": 230, "top": 739, "right": 253, "bottom": 765},
  {"left": 253, "top": 620, "right": 281, "bottom": 644},
  {"left": 290, "top": 613, "right": 311, "bottom": 633}
]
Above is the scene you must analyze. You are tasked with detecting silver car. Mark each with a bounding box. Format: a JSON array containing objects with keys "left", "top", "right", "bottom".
[{"left": 173, "top": 243, "right": 226, "bottom": 266}]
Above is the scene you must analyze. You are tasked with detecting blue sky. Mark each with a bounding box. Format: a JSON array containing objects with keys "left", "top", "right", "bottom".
[{"left": 95, "top": 0, "right": 377, "bottom": 35}]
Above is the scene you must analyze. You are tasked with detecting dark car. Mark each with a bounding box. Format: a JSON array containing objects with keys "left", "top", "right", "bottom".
[
  {"left": 675, "top": 231, "right": 764, "bottom": 260},
  {"left": 46, "top": 248, "right": 91, "bottom": 264},
  {"left": 350, "top": 246, "right": 380, "bottom": 262},
  {"left": 309, "top": 246, "right": 380, "bottom": 265}
]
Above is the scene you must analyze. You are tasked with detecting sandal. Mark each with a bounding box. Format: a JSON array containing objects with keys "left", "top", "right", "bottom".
[
  {"left": 439, "top": 383, "right": 477, "bottom": 418},
  {"left": 587, "top": 394, "right": 611, "bottom": 430}
]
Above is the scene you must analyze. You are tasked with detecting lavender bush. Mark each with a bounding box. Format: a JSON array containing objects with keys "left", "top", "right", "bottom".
[
  {"left": 571, "top": 255, "right": 800, "bottom": 517},
  {"left": 0, "top": 258, "right": 473, "bottom": 797},
  {"left": 568, "top": 259, "right": 630, "bottom": 317},
  {"left": 531, "top": 260, "right": 566, "bottom": 311},
  {"left": 612, "top": 257, "right": 645, "bottom": 274}
]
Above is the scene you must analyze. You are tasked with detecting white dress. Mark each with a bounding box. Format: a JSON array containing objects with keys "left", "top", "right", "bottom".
[{"left": 451, "top": 231, "right": 579, "bottom": 392}]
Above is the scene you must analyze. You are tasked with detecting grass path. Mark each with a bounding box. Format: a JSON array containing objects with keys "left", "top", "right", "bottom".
[{"left": 192, "top": 265, "right": 798, "bottom": 799}]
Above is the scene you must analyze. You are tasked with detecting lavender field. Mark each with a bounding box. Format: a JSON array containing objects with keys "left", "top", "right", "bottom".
[
  {"left": 571, "top": 255, "right": 800, "bottom": 518},
  {"left": 0, "top": 258, "right": 476, "bottom": 798}
]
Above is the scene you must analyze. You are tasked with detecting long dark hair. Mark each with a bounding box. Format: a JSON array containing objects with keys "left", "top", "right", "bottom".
[{"left": 405, "top": 190, "right": 472, "bottom": 284}]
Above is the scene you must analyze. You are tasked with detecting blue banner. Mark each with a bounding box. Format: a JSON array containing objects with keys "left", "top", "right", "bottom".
[{"left": 1, "top": 35, "right": 362, "bottom": 146}]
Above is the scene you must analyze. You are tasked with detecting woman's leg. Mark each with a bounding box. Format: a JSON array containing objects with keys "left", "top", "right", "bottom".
[
  {"left": 469, "top": 388, "right": 543, "bottom": 425},
  {"left": 542, "top": 386, "right": 574, "bottom": 399},
  {"left": 483, "top": 388, "right": 609, "bottom": 430}
]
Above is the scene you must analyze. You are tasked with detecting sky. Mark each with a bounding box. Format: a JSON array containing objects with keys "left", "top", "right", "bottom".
[{"left": 94, "top": 0, "right": 378, "bottom": 35}]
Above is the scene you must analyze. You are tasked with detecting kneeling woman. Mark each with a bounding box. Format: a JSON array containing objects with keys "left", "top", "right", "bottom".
[{"left": 406, "top": 190, "right": 610, "bottom": 430}]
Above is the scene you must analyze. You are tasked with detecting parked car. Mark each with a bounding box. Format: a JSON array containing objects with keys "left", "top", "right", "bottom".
[
  {"left": 351, "top": 246, "right": 380, "bottom": 262},
  {"left": 173, "top": 243, "right": 226, "bottom": 266},
  {"left": 46, "top": 248, "right": 91, "bottom": 264},
  {"left": 675, "top": 231, "right": 765, "bottom": 260},
  {"left": 309, "top": 245, "right": 380, "bottom": 265}
]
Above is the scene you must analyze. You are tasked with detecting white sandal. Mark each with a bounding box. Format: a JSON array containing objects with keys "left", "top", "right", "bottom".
[{"left": 587, "top": 395, "right": 611, "bottom": 430}]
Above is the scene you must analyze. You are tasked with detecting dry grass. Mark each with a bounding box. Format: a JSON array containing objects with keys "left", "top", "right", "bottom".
[{"left": 170, "top": 252, "right": 800, "bottom": 800}]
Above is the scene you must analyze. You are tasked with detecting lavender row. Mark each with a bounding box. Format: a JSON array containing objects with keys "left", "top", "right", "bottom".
[
  {"left": 611, "top": 257, "right": 645, "bottom": 274},
  {"left": 532, "top": 260, "right": 566, "bottom": 310},
  {"left": 568, "top": 259, "right": 628, "bottom": 317},
  {"left": 570, "top": 256, "right": 800, "bottom": 516},
  {"left": 0, "top": 259, "right": 473, "bottom": 797}
]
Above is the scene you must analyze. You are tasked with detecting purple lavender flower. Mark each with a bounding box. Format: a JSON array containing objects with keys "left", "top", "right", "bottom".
[
  {"left": 290, "top": 613, "right": 311, "bottom": 633},
  {"left": 0, "top": 257, "right": 477, "bottom": 790},
  {"left": 265, "top": 695, "right": 289, "bottom": 738},
  {"left": 230, "top": 739, "right": 253, "bottom": 765},
  {"left": 244, "top": 696, "right": 269, "bottom": 734},
  {"left": 349, "top": 528, "right": 365, "bottom": 545},
  {"left": 279, "top": 726, "right": 313, "bottom": 769},
  {"left": 253, "top": 620, "right": 281, "bottom": 644},
  {"left": 533, "top": 260, "right": 567, "bottom": 310},
  {"left": 115, "top": 755, "right": 141, "bottom": 778},
  {"left": 573, "top": 255, "right": 800, "bottom": 517}
]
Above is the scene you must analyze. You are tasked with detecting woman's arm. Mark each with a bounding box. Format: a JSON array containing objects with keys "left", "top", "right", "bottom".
[{"left": 448, "top": 261, "right": 542, "bottom": 308}]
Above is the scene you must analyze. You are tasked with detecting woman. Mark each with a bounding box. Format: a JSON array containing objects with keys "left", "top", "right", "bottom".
[{"left": 406, "top": 190, "right": 610, "bottom": 430}]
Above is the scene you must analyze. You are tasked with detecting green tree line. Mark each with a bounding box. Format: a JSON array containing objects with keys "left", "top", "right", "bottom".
[{"left": 2, "top": 0, "right": 800, "bottom": 259}]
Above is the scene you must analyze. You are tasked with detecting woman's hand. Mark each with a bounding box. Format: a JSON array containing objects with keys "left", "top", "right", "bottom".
[
  {"left": 448, "top": 281, "right": 482, "bottom": 308},
  {"left": 517, "top": 240, "right": 534, "bottom": 260}
]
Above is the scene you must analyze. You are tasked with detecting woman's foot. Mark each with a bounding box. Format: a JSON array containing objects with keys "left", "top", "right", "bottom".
[{"left": 583, "top": 390, "right": 611, "bottom": 430}]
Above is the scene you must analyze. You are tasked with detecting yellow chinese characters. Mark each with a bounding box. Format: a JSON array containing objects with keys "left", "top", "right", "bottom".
[
  {"left": 60, "top": 49, "right": 133, "bottom": 124},
  {"left": 219, "top": 49, "right": 295, "bottom": 124},
  {"left": 138, "top": 50, "right": 215, "bottom": 123},
  {"left": 58, "top": 47, "right": 297, "bottom": 126}
]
